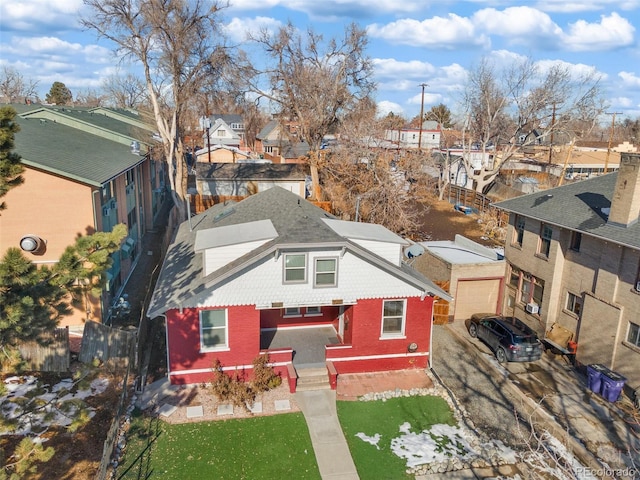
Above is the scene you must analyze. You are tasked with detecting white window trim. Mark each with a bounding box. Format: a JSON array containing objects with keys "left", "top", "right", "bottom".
[
  {"left": 380, "top": 299, "right": 407, "bottom": 339},
  {"left": 283, "top": 253, "right": 307, "bottom": 284},
  {"left": 565, "top": 292, "right": 582, "bottom": 317},
  {"left": 304, "top": 306, "right": 322, "bottom": 317},
  {"left": 283, "top": 307, "right": 301, "bottom": 317},
  {"left": 199, "top": 309, "right": 229, "bottom": 352},
  {"left": 314, "top": 257, "right": 338, "bottom": 288},
  {"left": 626, "top": 321, "right": 640, "bottom": 348}
]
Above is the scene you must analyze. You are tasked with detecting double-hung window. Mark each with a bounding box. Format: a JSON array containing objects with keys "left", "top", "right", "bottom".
[
  {"left": 284, "top": 253, "right": 306, "bottom": 283},
  {"left": 515, "top": 216, "right": 525, "bottom": 246},
  {"left": 314, "top": 258, "right": 337, "bottom": 287},
  {"left": 627, "top": 322, "right": 640, "bottom": 348},
  {"left": 566, "top": 292, "right": 582, "bottom": 316},
  {"left": 539, "top": 224, "right": 552, "bottom": 257},
  {"left": 381, "top": 300, "right": 406, "bottom": 338},
  {"left": 200, "top": 309, "right": 227, "bottom": 350},
  {"left": 570, "top": 231, "right": 582, "bottom": 252}
]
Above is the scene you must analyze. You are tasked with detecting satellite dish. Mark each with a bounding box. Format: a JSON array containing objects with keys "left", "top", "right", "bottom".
[{"left": 404, "top": 244, "right": 425, "bottom": 259}]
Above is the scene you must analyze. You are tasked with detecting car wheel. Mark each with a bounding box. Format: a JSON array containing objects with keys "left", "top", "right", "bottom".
[
  {"left": 469, "top": 323, "right": 478, "bottom": 338},
  {"left": 496, "top": 348, "right": 507, "bottom": 364}
]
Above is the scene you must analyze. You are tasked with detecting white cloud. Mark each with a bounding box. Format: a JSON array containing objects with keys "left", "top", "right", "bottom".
[
  {"left": 563, "top": 13, "right": 635, "bottom": 51},
  {"left": 367, "top": 14, "right": 490, "bottom": 49},
  {"left": 1, "top": 0, "right": 85, "bottom": 32},
  {"left": 472, "top": 6, "right": 563, "bottom": 46},
  {"left": 534, "top": 0, "right": 640, "bottom": 13},
  {"left": 618, "top": 71, "right": 640, "bottom": 88},
  {"left": 229, "top": 0, "right": 420, "bottom": 18},
  {"left": 373, "top": 58, "right": 436, "bottom": 82},
  {"left": 377, "top": 100, "right": 404, "bottom": 117},
  {"left": 535, "top": 59, "right": 606, "bottom": 81},
  {"left": 223, "top": 17, "right": 284, "bottom": 43},
  {"left": 609, "top": 96, "right": 635, "bottom": 108}
]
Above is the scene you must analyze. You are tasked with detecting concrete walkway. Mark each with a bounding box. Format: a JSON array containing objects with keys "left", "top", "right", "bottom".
[{"left": 294, "top": 390, "right": 359, "bottom": 480}]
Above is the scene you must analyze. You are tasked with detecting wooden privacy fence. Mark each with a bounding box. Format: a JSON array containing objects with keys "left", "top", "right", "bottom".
[
  {"left": 432, "top": 281, "right": 451, "bottom": 325},
  {"left": 18, "top": 327, "right": 70, "bottom": 372},
  {"left": 95, "top": 360, "right": 131, "bottom": 480},
  {"left": 189, "top": 194, "right": 243, "bottom": 214},
  {"left": 79, "top": 321, "right": 137, "bottom": 366},
  {"left": 190, "top": 193, "right": 333, "bottom": 215},
  {"left": 443, "top": 184, "right": 509, "bottom": 227}
]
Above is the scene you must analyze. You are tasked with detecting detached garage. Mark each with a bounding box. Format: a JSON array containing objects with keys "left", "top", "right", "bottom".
[{"left": 410, "top": 235, "right": 506, "bottom": 322}]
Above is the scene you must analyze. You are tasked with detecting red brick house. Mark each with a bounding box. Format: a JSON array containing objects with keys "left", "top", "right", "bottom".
[{"left": 147, "top": 187, "right": 449, "bottom": 389}]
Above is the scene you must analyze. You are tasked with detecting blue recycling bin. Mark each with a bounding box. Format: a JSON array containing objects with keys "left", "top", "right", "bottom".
[
  {"left": 586, "top": 364, "right": 607, "bottom": 394},
  {"left": 600, "top": 370, "right": 626, "bottom": 402}
]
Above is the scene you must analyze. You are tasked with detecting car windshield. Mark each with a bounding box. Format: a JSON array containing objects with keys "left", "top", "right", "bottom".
[{"left": 514, "top": 334, "right": 537, "bottom": 344}]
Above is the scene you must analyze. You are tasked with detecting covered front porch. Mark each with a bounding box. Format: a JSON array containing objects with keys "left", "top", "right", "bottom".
[{"left": 260, "top": 325, "right": 341, "bottom": 367}]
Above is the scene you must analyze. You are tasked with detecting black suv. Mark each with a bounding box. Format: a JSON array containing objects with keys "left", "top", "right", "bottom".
[{"left": 467, "top": 314, "right": 543, "bottom": 363}]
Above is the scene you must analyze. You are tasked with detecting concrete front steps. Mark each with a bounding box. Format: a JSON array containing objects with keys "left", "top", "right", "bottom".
[{"left": 295, "top": 365, "right": 331, "bottom": 392}]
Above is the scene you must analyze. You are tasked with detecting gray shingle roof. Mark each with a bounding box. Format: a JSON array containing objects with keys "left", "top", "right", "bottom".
[
  {"left": 14, "top": 116, "right": 145, "bottom": 186},
  {"left": 195, "top": 162, "right": 309, "bottom": 181},
  {"left": 147, "top": 187, "right": 448, "bottom": 317},
  {"left": 493, "top": 172, "right": 640, "bottom": 250}
]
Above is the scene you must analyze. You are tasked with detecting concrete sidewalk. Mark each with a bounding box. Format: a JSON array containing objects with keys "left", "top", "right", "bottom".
[{"left": 295, "top": 390, "right": 359, "bottom": 480}]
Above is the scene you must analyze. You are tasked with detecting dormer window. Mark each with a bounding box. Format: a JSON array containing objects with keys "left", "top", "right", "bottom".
[
  {"left": 284, "top": 253, "right": 306, "bottom": 283},
  {"left": 314, "top": 257, "right": 337, "bottom": 287}
]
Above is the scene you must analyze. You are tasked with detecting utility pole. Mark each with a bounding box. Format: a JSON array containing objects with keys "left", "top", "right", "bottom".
[
  {"left": 418, "top": 83, "right": 428, "bottom": 151},
  {"left": 605, "top": 112, "right": 622, "bottom": 173},
  {"left": 547, "top": 103, "right": 556, "bottom": 164}
]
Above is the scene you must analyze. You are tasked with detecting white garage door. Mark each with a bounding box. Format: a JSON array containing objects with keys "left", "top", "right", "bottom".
[{"left": 454, "top": 279, "right": 501, "bottom": 321}]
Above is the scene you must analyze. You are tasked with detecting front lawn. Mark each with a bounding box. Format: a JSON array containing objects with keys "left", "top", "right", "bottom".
[
  {"left": 337, "top": 395, "right": 456, "bottom": 479},
  {"left": 119, "top": 411, "right": 320, "bottom": 480}
]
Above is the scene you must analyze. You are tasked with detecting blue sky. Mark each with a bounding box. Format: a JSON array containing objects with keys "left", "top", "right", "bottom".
[{"left": 1, "top": 0, "right": 640, "bottom": 120}]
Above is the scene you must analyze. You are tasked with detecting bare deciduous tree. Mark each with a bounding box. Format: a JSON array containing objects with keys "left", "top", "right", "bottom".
[
  {"left": 316, "top": 101, "right": 435, "bottom": 237},
  {"left": 101, "top": 72, "right": 148, "bottom": 109},
  {"left": 81, "top": 0, "right": 230, "bottom": 220},
  {"left": 234, "top": 22, "right": 375, "bottom": 199},
  {"left": 0, "top": 66, "right": 39, "bottom": 104},
  {"left": 459, "top": 57, "right": 605, "bottom": 193},
  {"left": 74, "top": 88, "right": 106, "bottom": 107}
]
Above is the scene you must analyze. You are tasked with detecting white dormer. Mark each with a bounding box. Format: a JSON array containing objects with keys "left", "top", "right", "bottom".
[
  {"left": 195, "top": 219, "right": 278, "bottom": 276},
  {"left": 322, "top": 218, "right": 408, "bottom": 266}
]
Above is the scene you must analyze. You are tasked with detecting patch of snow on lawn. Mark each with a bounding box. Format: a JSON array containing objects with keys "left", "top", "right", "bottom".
[
  {"left": 355, "top": 432, "right": 381, "bottom": 449},
  {"left": 1, "top": 375, "right": 108, "bottom": 436},
  {"left": 391, "top": 423, "right": 478, "bottom": 468}
]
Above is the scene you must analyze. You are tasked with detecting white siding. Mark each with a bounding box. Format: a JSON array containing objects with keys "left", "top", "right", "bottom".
[
  {"left": 203, "top": 240, "right": 270, "bottom": 276},
  {"left": 196, "top": 249, "right": 423, "bottom": 308},
  {"left": 257, "top": 181, "right": 304, "bottom": 196},
  {"left": 348, "top": 239, "right": 402, "bottom": 266}
]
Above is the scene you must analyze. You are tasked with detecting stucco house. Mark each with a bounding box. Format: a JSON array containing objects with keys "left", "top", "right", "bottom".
[
  {"left": 147, "top": 187, "right": 449, "bottom": 389},
  {"left": 494, "top": 152, "right": 640, "bottom": 392},
  {"left": 410, "top": 235, "right": 505, "bottom": 322},
  {"left": 0, "top": 105, "right": 167, "bottom": 327}
]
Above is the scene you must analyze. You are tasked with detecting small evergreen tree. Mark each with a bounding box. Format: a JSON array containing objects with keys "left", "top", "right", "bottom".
[
  {"left": 45, "top": 81, "right": 72, "bottom": 105},
  {"left": 0, "top": 106, "right": 24, "bottom": 213},
  {"left": 0, "top": 225, "right": 127, "bottom": 358}
]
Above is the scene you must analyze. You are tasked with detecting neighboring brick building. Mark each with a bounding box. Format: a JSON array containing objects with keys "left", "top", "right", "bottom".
[
  {"left": 494, "top": 153, "right": 640, "bottom": 392},
  {"left": 0, "top": 104, "right": 168, "bottom": 327}
]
